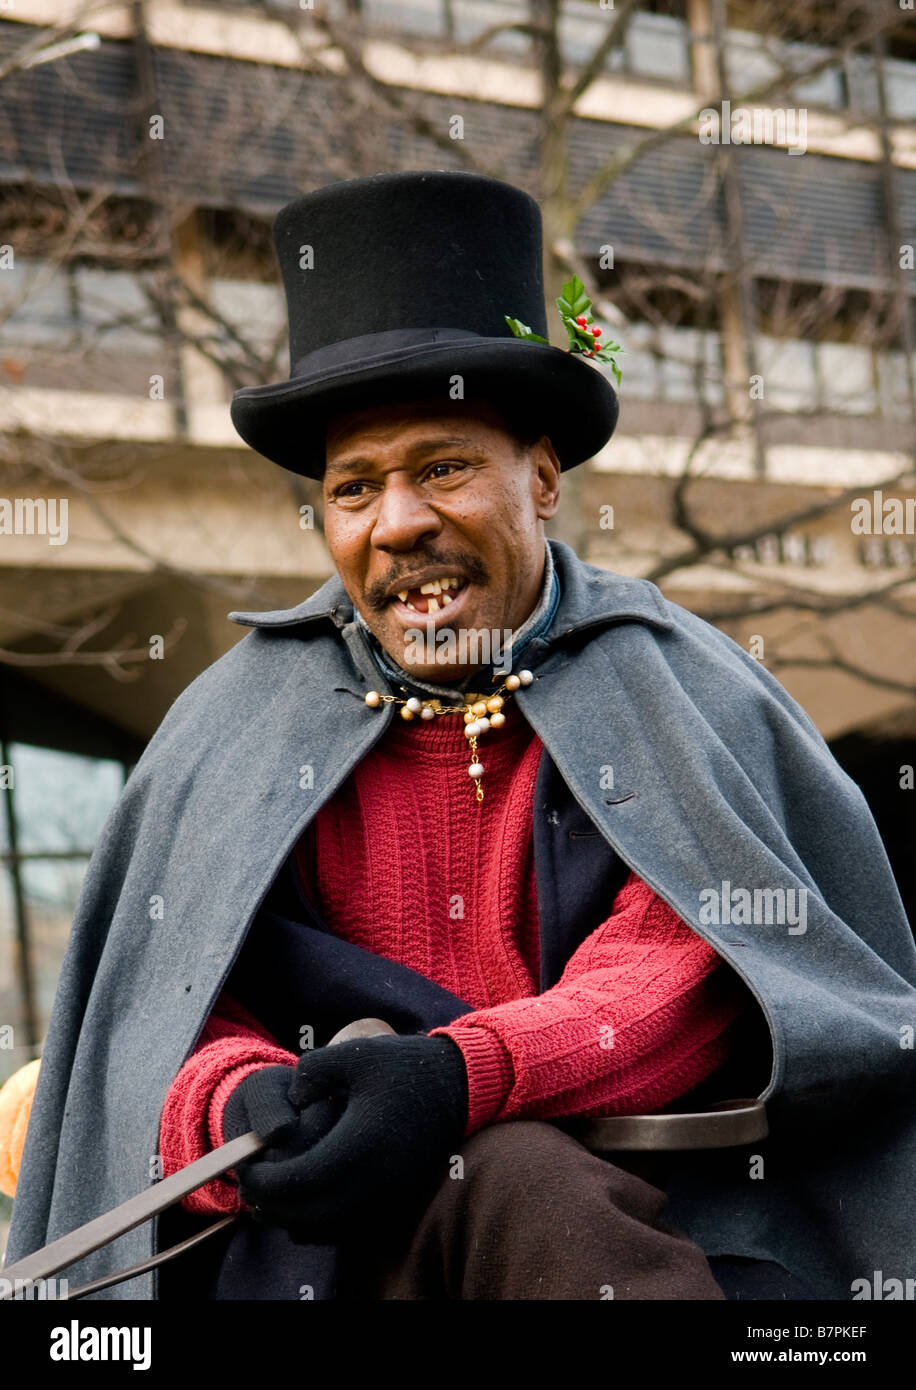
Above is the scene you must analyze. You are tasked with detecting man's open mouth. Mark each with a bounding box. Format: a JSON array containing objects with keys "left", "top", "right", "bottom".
[{"left": 388, "top": 576, "right": 469, "bottom": 615}]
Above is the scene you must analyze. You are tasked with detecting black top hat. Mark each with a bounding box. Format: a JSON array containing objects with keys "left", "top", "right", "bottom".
[{"left": 229, "top": 170, "right": 619, "bottom": 480}]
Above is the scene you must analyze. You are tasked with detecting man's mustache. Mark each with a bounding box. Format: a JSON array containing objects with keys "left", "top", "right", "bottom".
[{"left": 365, "top": 552, "right": 491, "bottom": 611}]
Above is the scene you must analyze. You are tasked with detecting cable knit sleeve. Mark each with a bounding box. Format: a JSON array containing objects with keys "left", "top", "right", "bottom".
[
  {"left": 429, "top": 871, "right": 754, "bottom": 1138},
  {"left": 158, "top": 992, "right": 298, "bottom": 1215}
]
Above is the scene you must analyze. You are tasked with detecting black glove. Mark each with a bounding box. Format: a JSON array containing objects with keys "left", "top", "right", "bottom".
[
  {"left": 221, "top": 1034, "right": 468, "bottom": 1243},
  {"left": 221, "top": 1065, "right": 338, "bottom": 1207}
]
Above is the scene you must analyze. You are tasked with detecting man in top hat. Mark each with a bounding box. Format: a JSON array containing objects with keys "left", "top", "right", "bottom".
[{"left": 5, "top": 171, "right": 916, "bottom": 1304}]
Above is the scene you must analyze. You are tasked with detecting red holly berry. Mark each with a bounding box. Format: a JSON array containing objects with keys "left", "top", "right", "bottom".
[
  {"left": 592, "top": 326, "right": 602, "bottom": 337},
  {"left": 575, "top": 314, "right": 588, "bottom": 327}
]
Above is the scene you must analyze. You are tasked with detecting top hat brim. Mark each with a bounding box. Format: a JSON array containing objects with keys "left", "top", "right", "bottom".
[{"left": 230, "top": 337, "right": 618, "bottom": 480}]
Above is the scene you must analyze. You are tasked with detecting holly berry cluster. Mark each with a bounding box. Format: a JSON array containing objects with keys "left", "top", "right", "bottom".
[{"left": 505, "top": 275, "right": 623, "bottom": 387}]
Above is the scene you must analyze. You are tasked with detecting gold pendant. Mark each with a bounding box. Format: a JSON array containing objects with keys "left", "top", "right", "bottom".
[{"left": 363, "top": 670, "right": 534, "bottom": 804}]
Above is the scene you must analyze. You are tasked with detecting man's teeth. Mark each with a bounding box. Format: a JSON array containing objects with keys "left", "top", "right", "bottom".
[
  {"left": 394, "top": 577, "right": 464, "bottom": 606},
  {"left": 419, "top": 577, "right": 462, "bottom": 595}
]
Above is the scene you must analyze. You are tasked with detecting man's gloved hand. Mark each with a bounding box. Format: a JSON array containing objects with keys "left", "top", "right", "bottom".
[
  {"left": 221, "top": 1034, "right": 468, "bottom": 1244},
  {"left": 222, "top": 1064, "right": 337, "bottom": 1152}
]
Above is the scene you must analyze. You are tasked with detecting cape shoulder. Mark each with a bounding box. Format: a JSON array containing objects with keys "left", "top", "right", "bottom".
[{"left": 138, "top": 550, "right": 825, "bottom": 778}]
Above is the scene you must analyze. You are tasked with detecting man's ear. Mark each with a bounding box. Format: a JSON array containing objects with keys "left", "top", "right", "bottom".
[{"left": 532, "top": 437, "right": 561, "bottom": 521}]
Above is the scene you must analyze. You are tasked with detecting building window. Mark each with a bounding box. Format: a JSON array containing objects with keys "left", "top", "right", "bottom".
[
  {"left": 617, "top": 322, "right": 724, "bottom": 406},
  {"left": 0, "top": 258, "right": 162, "bottom": 353},
  {"left": 817, "top": 341, "right": 877, "bottom": 416},
  {"left": 0, "top": 743, "right": 127, "bottom": 1086},
  {"left": 756, "top": 335, "right": 819, "bottom": 411}
]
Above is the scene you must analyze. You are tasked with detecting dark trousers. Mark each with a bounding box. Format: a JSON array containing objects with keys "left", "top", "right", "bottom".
[{"left": 335, "top": 1119, "right": 727, "bottom": 1301}]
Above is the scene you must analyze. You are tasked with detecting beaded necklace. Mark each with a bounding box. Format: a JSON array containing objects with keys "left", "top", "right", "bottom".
[{"left": 363, "top": 668, "right": 534, "bottom": 803}]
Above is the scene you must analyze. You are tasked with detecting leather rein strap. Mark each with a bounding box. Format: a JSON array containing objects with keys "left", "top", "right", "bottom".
[
  {"left": 0, "top": 1017, "right": 395, "bottom": 1300},
  {"left": 566, "top": 1098, "right": 768, "bottom": 1153},
  {"left": 0, "top": 1131, "right": 264, "bottom": 1298}
]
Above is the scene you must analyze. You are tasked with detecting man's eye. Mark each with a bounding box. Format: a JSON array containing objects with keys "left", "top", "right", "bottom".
[
  {"left": 426, "top": 461, "right": 463, "bottom": 480},
  {"left": 334, "top": 481, "right": 367, "bottom": 498}
]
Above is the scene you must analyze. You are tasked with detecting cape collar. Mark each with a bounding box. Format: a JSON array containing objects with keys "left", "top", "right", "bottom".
[{"left": 228, "top": 538, "right": 674, "bottom": 645}]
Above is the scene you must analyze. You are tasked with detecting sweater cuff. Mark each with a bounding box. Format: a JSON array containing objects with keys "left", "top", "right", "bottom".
[
  {"left": 209, "top": 1060, "right": 293, "bottom": 1151},
  {"left": 430, "top": 1022, "right": 514, "bottom": 1137}
]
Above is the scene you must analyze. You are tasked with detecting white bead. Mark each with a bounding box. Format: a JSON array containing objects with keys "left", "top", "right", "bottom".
[
  {"left": 468, "top": 762, "right": 484, "bottom": 778},
  {"left": 420, "top": 705, "right": 435, "bottom": 720},
  {"left": 365, "top": 690, "right": 381, "bottom": 707},
  {"left": 519, "top": 669, "right": 534, "bottom": 686},
  {"left": 465, "top": 721, "right": 481, "bottom": 738},
  {"left": 406, "top": 697, "right": 422, "bottom": 713},
  {"left": 477, "top": 716, "right": 490, "bottom": 731}
]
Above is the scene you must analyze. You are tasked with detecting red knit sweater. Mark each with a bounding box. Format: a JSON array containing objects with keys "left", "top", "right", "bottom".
[{"left": 159, "top": 708, "right": 751, "bottom": 1214}]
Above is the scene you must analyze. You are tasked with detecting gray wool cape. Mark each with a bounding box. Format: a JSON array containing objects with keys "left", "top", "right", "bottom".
[{"left": 5, "top": 538, "right": 916, "bottom": 1300}]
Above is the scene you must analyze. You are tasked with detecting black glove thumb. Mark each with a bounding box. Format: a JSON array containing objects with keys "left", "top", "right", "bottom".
[{"left": 222, "top": 1064, "right": 338, "bottom": 1154}]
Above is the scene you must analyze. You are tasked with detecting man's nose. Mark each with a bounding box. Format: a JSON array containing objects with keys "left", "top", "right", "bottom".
[{"left": 370, "top": 478, "right": 443, "bottom": 551}]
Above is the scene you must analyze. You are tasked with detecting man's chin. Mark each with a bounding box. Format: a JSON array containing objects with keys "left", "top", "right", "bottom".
[
  {"left": 377, "top": 643, "right": 486, "bottom": 688},
  {"left": 369, "top": 607, "right": 508, "bottom": 687}
]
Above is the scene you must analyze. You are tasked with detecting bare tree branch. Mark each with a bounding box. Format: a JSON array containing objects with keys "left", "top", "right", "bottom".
[
  {"left": 558, "top": 0, "right": 641, "bottom": 118},
  {"left": 568, "top": 4, "right": 901, "bottom": 224},
  {"left": 0, "top": 0, "right": 108, "bottom": 85},
  {"left": 0, "top": 610, "right": 188, "bottom": 683}
]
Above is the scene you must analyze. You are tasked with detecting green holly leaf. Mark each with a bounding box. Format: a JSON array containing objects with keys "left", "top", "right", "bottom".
[
  {"left": 564, "top": 319, "right": 595, "bottom": 347},
  {"left": 507, "top": 284, "right": 624, "bottom": 386},
  {"left": 556, "top": 278, "right": 592, "bottom": 321},
  {"left": 591, "top": 342, "right": 624, "bottom": 382},
  {"left": 505, "top": 316, "right": 549, "bottom": 344}
]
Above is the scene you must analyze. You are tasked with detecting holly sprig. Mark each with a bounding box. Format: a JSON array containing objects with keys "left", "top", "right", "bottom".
[{"left": 506, "top": 275, "right": 623, "bottom": 386}]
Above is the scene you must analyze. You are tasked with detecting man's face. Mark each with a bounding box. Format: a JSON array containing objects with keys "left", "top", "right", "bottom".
[{"left": 322, "top": 398, "right": 561, "bottom": 683}]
